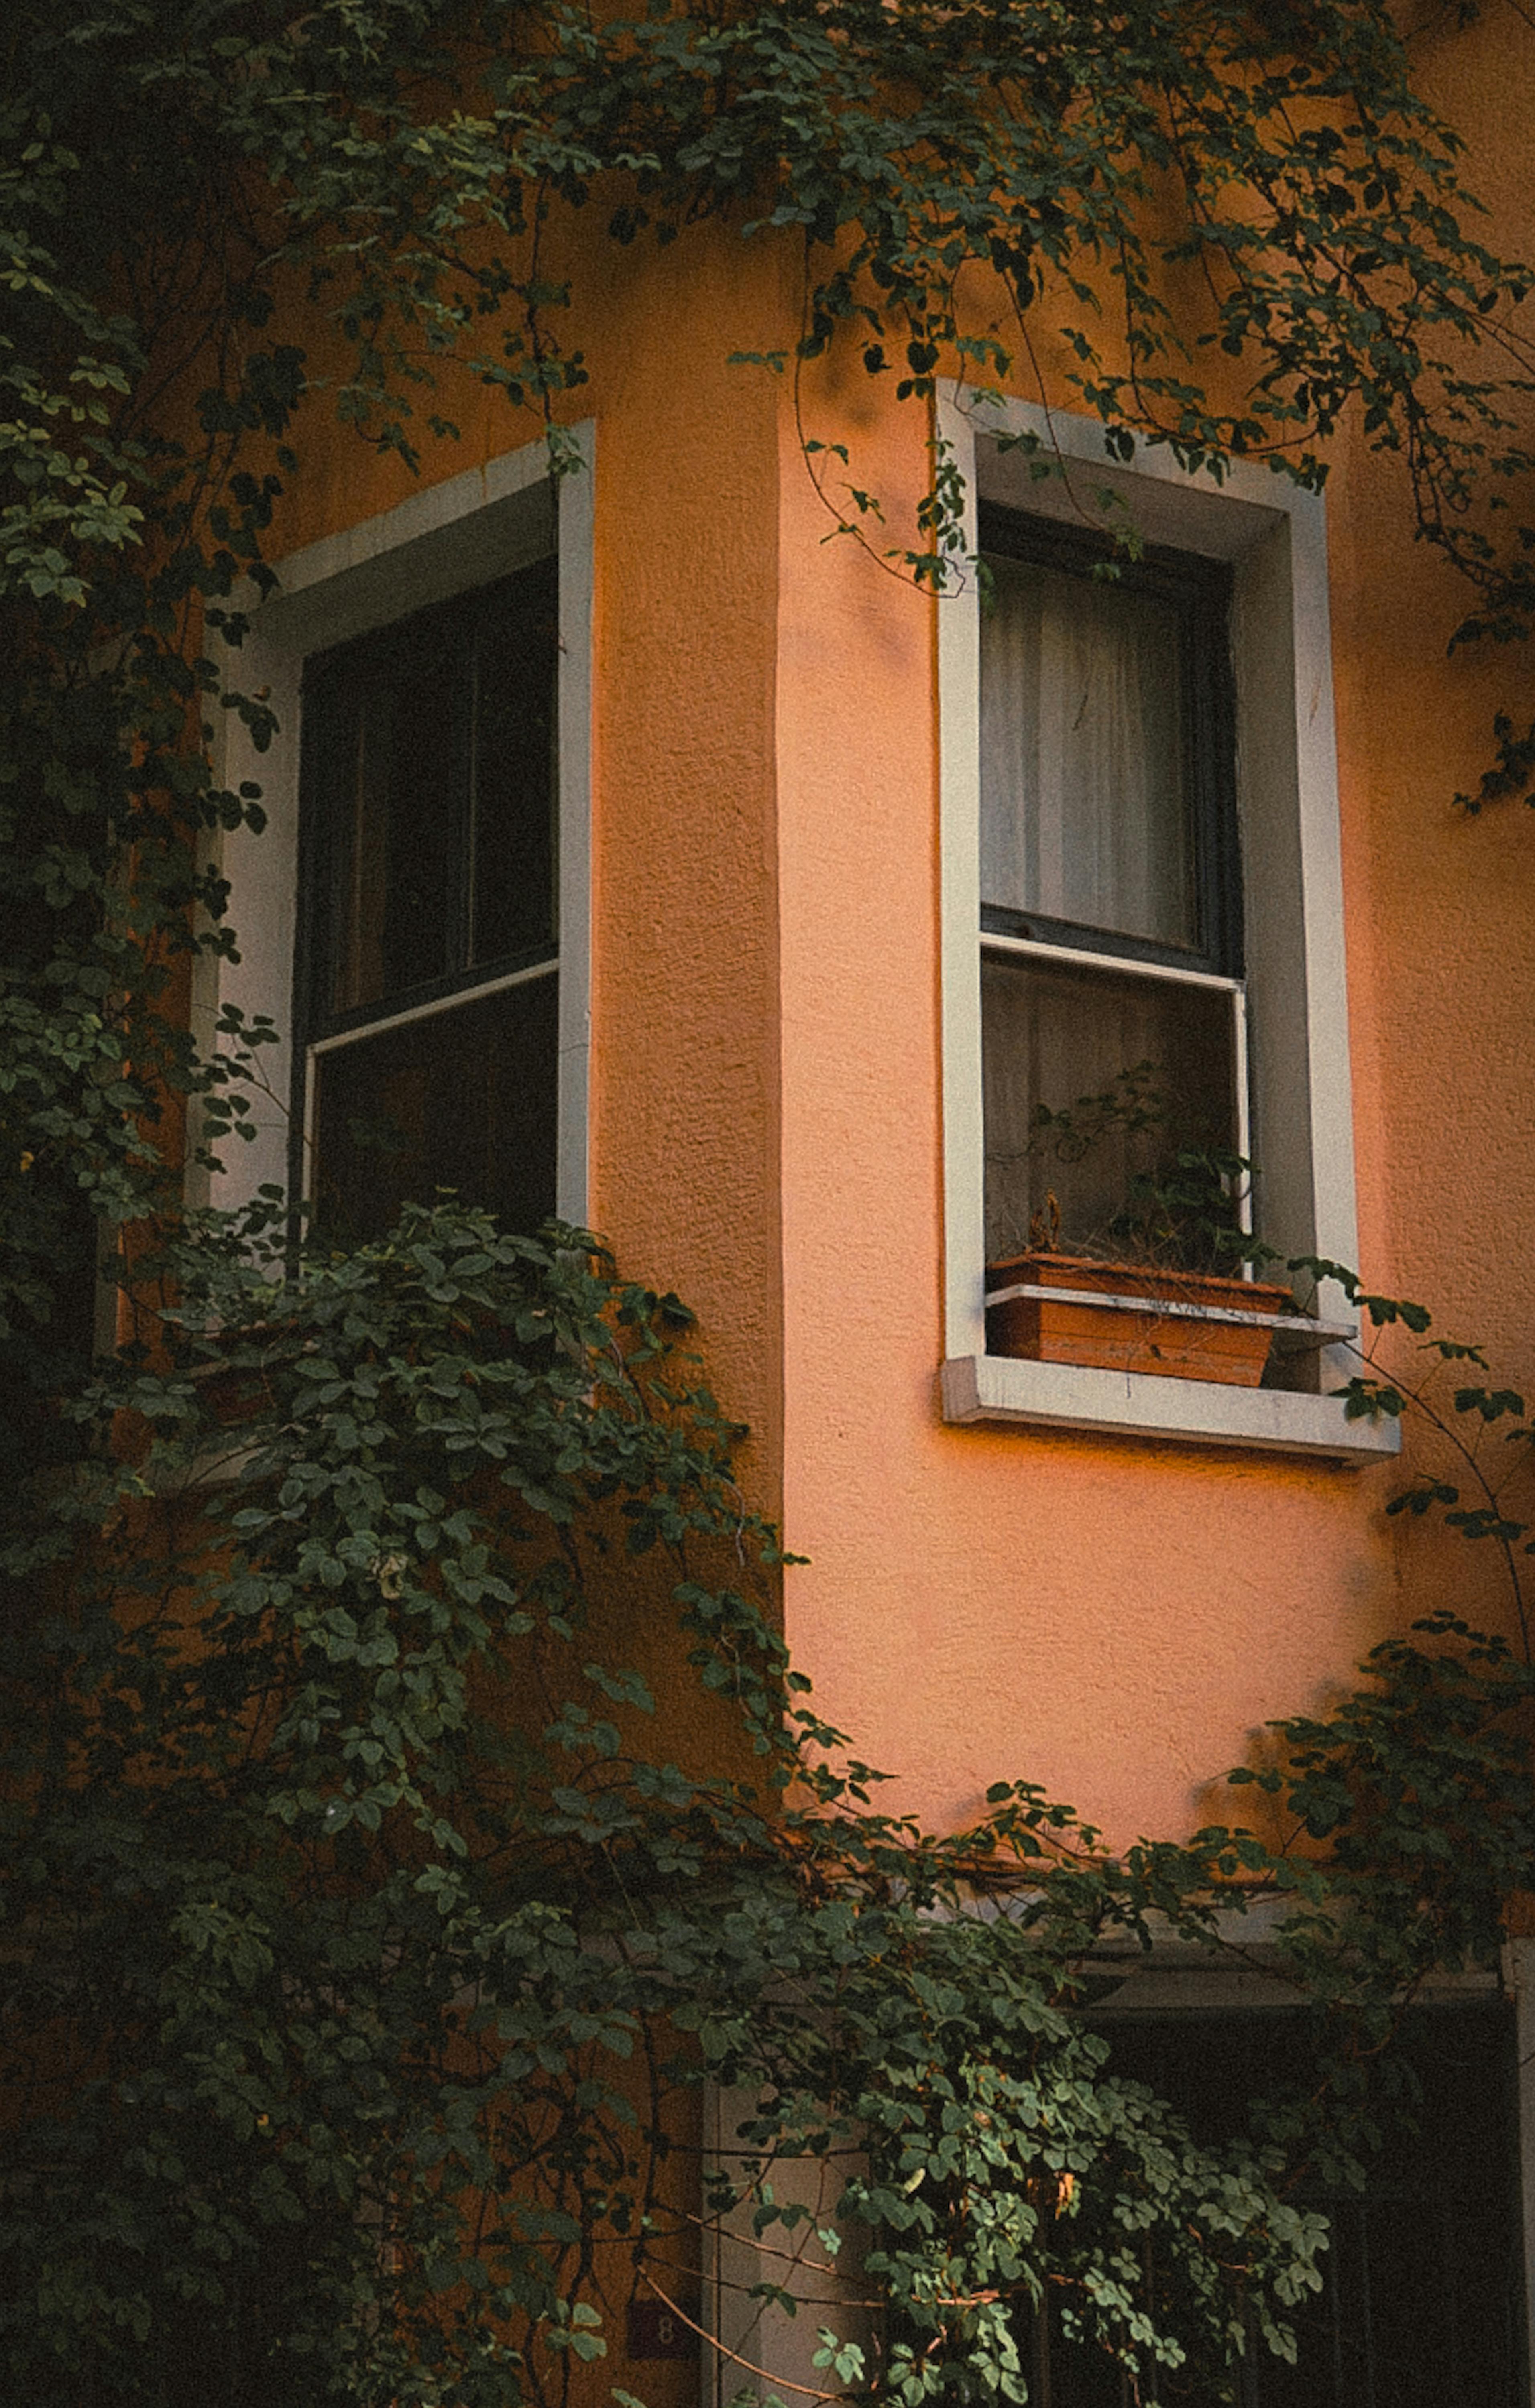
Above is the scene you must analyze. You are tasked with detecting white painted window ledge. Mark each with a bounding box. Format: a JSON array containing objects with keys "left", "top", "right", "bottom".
[{"left": 940, "top": 1354, "right": 1401, "bottom": 1466}]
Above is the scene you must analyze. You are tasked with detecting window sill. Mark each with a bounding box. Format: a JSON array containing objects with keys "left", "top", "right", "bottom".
[{"left": 940, "top": 1354, "right": 1401, "bottom": 1466}]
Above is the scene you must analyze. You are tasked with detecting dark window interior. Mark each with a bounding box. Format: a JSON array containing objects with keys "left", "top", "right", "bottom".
[
  {"left": 295, "top": 558, "right": 559, "bottom": 1239},
  {"left": 1040, "top": 2003, "right": 1523, "bottom": 2408},
  {"left": 311, "top": 977, "right": 558, "bottom": 1244}
]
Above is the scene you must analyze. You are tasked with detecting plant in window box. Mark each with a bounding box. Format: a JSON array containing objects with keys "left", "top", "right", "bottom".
[{"left": 985, "top": 1072, "right": 1304, "bottom": 1387}]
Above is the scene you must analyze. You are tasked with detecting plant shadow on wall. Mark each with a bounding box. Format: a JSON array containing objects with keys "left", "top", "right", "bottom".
[
  {"left": 984, "top": 1063, "right": 1309, "bottom": 1387},
  {"left": 4, "top": 1199, "right": 1535, "bottom": 2406}
]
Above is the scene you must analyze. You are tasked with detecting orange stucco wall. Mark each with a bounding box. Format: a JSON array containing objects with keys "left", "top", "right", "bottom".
[
  {"left": 770, "top": 386, "right": 1405, "bottom": 1848},
  {"left": 767, "top": 8, "right": 1535, "bottom": 1849},
  {"left": 236, "top": 11, "right": 1535, "bottom": 1857}
]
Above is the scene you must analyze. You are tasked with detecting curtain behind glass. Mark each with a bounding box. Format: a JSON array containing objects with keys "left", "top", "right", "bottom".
[{"left": 981, "top": 555, "right": 1195, "bottom": 950}]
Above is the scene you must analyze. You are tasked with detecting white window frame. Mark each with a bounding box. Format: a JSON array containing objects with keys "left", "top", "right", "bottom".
[
  {"left": 198, "top": 425, "right": 594, "bottom": 1226},
  {"left": 700, "top": 2083, "right": 872, "bottom": 2408},
  {"left": 936, "top": 389, "right": 1396, "bottom": 1466}
]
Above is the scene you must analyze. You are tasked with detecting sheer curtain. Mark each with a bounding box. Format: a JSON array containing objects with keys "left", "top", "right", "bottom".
[{"left": 980, "top": 555, "right": 1194, "bottom": 948}]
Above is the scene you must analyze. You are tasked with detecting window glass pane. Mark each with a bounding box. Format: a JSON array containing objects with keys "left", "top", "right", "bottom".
[
  {"left": 981, "top": 952, "right": 1235, "bottom": 1263},
  {"left": 981, "top": 554, "right": 1195, "bottom": 950},
  {"left": 305, "top": 561, "right": 557, "bottom": 1024},
  {"left": 311, "top": 615, "right": 470, "bottom": 1014},
  {"left": 312, "top": 974, "right": 559, "bottom": 1241},
  {"left": 376, "top": 611, "right": 468, "bottom": 998},
  {"left": 471, "top": 558, "right": 558, "bottom": 966}
]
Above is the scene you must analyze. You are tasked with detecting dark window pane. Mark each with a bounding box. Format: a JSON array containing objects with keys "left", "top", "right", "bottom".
[
  {"left": 312, "top": 973, "right": 559, "bottom": 1241},
  {"left": 376, "top": 610, "right": 468, "bottom": 998},
  {"left": 299, "top": 557, "right": 562, "bottom": 1236},
  {"left": 308, "top": 619, "right": 468, "bottom": 1014},
  {"left": 302, "top": 558, "right": 557, "bottom": 1028},
  {"left": 981, "top": 950, "right": 1236, "bottom": 1262},
  {"left": 472, "top": 559, "right": 558, "bottom": 966},
  {"left": 298, "top": 667, "right": 364, "bottom": 1015}
]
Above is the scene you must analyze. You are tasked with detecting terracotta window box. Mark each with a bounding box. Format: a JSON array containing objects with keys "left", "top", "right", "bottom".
[{"left": 983, "top": 1252, "right": 1309, "bottom": 1389}]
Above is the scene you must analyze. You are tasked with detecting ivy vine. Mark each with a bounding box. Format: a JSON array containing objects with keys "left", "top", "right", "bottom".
[
  {"left": 6, "top": 1206, "right": 1535, "bottom": 2403},
  {"left": 6, "top": 4, "right": 1535, "bottom": 2402}
]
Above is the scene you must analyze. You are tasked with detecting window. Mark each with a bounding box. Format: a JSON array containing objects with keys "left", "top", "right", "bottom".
[
  {"left": 978, "top": 509, "right": 1243, "bottom": 1265},
  {"left": 936, "top": 393, "right": 1397, "bottom": 1463},
  {"left": 203, "top": 431, "right": 592, "bottom": 1236},
  {"left": 295, "top": 561, "right": 559, "bottom": 1239},
  {"left": 1036, "top": 2001, "right": 1523, "bottom": 2408}
]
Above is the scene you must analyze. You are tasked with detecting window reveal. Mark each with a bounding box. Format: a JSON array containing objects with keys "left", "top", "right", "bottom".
[
  {"left": 977, "top": 511, "right": 1244, "bottom": 1267},
  {"left": 294, "top": 559, "right": 559, "bottom": 1239}
]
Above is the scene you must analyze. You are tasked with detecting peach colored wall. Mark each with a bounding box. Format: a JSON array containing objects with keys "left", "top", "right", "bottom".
[
  {"left": 1332, "top": 9, "right": 1535, "bottom": 1379},
  {"left": 769, "top": 14, "right": 1535, "bottom": 1846},
  {"left": 771, "top": 384, "right": 1407, "bottom": 1849},
  {"left": 579, "top": 231, "right": 787, "bottom": 1532}
]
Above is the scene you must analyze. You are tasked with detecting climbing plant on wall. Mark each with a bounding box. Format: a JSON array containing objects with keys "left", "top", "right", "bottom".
[
  {"left": 6, "top": 1204, "right": 1535, "bottom": 2404},
  {"left": 7, "top": 2, "right": 1535, "bottom": 2400}
]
